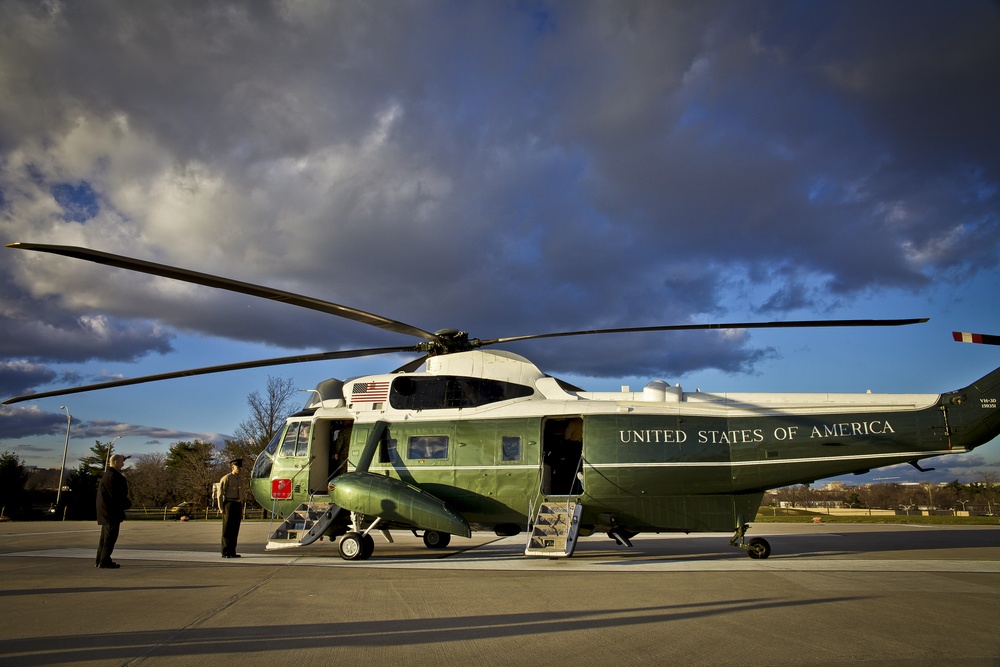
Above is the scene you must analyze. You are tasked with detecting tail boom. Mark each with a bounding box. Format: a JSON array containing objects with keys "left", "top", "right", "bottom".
[{"left": 943, "top": 366, "right": 1000, "bottom": 451}]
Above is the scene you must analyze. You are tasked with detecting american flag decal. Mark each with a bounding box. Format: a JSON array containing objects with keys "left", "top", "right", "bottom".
[
  {"left": 351, "top": 381, "right": 390, "bottom": 403},
  {"left": 953, "top": 332, "right": 1000, "bottom": 346}
]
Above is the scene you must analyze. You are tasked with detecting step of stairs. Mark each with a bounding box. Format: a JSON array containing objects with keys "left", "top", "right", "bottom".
[
  {"left": 525, "top": 498, "right": 583, "bottom": 557},
  {"left": 266, "top": 501, "right": 343, "bottom": 550}
]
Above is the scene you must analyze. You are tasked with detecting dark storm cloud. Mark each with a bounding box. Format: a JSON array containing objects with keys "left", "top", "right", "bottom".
[
  {"left": 0, "top": 403, "right": 227, "bottom": 444},
  {"left": 0, "top": 404, "right": 68, "bottom": 440},
  {"left": 0, "top": 309, "right": 175, "bottom": 365},
  {"left": 546, "top": 2, "right": 1000, "bottom": 293},
  {"left": 0, "top": 361, "right": 58, "bottom": 397},
  {"left": 76, "top": 420, "right": 228, "bottom": 446},
  {"left": 509, "top": 329, "right": 778, "bottom": 381},
  {"left": 1, "top": 0, "right": 997, "bottom": 387}
]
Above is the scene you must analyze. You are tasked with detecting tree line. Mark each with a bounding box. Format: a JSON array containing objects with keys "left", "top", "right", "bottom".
[
  {"left": 770, "top": 475, "right": 999, "bottom": 514},
  {"left": 0, "top": 376, "right": 299, "bottom": 521}
]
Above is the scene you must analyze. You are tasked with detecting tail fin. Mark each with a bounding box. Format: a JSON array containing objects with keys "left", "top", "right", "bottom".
[
  {"left": 945, "top": 367, "right": 1000, "bottom": 450},
  {"left": 953, "top": 331, "right": 1000, "bottom": 346}
]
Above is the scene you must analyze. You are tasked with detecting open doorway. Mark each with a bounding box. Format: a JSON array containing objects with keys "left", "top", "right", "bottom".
[
  {"left": 541, "top": 417, "right": 583, "bottom": 496},
  {"left": 309, "top": 419, "right": 353, "bottom": 494},
  {"left": 329, "top": 420, "right": 352, "bottom": 479}
]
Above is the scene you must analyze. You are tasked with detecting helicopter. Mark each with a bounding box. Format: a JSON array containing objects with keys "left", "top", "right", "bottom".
[{"left": 5, "top": 242, "right": 1000, "bottom": 561}]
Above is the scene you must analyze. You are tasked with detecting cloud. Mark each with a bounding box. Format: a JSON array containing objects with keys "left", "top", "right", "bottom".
[
  {"left": 0, "top": 404, "right": 69, "bottom": 440},
  {"left": 0, "top": 404, "right": 227, "bottom": 452},
  {"left": 0, "top": 0, "right": 997, "bottom": 390},
  {"left": 76, "top": 419, "right": 229, "bottom": 446},
  {"left": 0, "top": 360, "right": 58, "bottom": 397}
]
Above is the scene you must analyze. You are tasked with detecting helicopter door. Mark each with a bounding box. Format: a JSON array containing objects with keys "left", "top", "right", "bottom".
[
  {"left": 329, "top": 420, "right": 353, "bottom": 479},
  {"left": 541, "top": 417, "right": 584, "bottom": 496},
  {"left": 308, "top": 419, "right": 353, "bottom": 494}
]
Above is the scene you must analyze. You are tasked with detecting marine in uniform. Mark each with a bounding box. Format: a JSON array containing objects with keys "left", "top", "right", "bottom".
[{"left": 217, "top": 458, "right": 246, "bottom": 558}]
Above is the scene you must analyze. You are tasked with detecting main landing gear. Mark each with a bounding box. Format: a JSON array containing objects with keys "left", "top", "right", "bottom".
[
  {"left": 730, "top": 523, "right": 771, "bottom": 559},
  {"left": 339, "top": 531, "right": 375, "bottom": 561},
  {"left": 337, "top": 513, "right": 455, "bottom": 560},
  {"left": 421, "top": 530, "right": 451, "bottom": 549},
  {"left": 338, "top": 512, "right": 382, "bottom": 561}
]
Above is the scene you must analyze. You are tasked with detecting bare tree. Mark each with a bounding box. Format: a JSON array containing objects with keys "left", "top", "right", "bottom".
[
  {"left": 166, "top": 440, "right": 224, "bottom": 507},
  {"left": 858, "top": 482, "right": 900, "bottom": 510},
  {"left": 230, "top": 375, "right": 298, "bottom": 453},
  {"left": 128, "top": 453, "right": 171, "bottom": 507},
  {"left": 221, "top": 376, "right": 299, "bottom": 508},
  {"left": 974, "top": 472, "right": 997, "bottom": 515}
]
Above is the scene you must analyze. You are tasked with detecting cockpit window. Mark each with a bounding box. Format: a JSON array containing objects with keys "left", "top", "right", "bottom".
[
  {"left": 251, "top": 428, "right": 284, "bottom": 479},
  {"left": 279, "top": 422, "right": 311, "bottom": 458},
  {"left": 296, "top": 422, "right": 311, "bottom": 457},
  {"left": 389, "top": 376, "right": 532, "bottom": 410}
]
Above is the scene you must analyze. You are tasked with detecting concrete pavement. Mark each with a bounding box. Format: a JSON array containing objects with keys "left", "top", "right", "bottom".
[{"left": 1, "top": 520, "right": 998, "bottom": 665}]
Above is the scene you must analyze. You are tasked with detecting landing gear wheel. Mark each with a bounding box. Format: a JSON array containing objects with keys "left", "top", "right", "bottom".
[
  {"left": 339, "top": 532, "right": 371, "bottom": 561},
  {"left": 361, "top": 533, "right": 375, "bottom": 559},
  {"left": 423, "top": 530, "right": 451, "bottom": 549},
  {"left": 746, "top": 536, "right": 771, "bottom": 559}
]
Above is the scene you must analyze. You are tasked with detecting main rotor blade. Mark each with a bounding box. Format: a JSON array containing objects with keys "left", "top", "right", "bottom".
[
  {"left": 2, "top": 345, "right": 418, "bottom": 405},
  {"left": 393, "top": 354, "right": 430, "bottom": 373},
  {"left": 6, "top": 242, "right": 440, "bottom": 342},
  {"left": 478, "top": 318, "right": 929, "bottom": 346}
]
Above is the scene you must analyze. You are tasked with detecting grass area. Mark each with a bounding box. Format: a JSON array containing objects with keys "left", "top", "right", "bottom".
[{"left": 755, "top": 511, "right": 1000, "bottom": 526}]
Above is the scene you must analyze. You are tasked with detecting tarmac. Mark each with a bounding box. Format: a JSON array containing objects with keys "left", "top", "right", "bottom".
[{"left": 0, "top": 519, "right": 998, "bottom": 666}]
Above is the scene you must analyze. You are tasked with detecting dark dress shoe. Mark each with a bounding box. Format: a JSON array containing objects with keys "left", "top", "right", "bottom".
[{"left": 98, "top": 561, "right": 120, "bottom": 569}]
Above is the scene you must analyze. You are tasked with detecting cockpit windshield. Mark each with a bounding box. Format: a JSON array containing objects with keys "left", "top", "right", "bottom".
[{"left": 251, "top": 428, "right": 284, "bottom": 479}]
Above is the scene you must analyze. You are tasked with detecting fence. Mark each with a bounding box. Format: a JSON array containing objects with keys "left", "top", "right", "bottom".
[{"left": 126, "top": 506, "right": 275, "bottom": 521}]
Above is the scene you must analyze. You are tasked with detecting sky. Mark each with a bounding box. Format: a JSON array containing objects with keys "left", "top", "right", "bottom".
[{"left": 1, "top": 0, "right": 999, "bottom": 486}]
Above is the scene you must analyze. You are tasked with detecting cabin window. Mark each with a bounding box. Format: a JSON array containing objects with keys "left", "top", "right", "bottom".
[
  {"left": 501, "top": 436, "right": 522, "bottom": 462},
  {"left": 407, "top": 435, "right": 449, "bottom": 460},
  {"left": 390, "top": 376, "right": 533, "bottom": 410},
  {"left": 380, "top": 438, "right": 397, "bottom": 464}
]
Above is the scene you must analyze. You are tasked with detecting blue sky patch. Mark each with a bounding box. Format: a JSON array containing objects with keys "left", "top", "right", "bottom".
[{"left": 51, "top": 181, "right": 99, "bottom": 222}]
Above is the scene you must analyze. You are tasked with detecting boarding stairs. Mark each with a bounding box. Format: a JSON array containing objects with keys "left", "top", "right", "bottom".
[
  {"left": 266, "top": 499, "right": 343, "bottom": 550},
  {"left": 525, "top": 497, "right": 583, "bottom": 557}
]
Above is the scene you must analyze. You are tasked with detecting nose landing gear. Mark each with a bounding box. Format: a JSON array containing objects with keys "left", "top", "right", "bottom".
[{"left": 338, "top": 512, "right": 382, "bottom": 560}]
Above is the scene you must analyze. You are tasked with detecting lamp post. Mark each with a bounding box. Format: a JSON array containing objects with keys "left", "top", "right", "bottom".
[
  {"left": 103, "top": 435, "right": 125, "bottom": 472},
  {"left": 55, "top": 406, "right": 71, "bottom": 512}
]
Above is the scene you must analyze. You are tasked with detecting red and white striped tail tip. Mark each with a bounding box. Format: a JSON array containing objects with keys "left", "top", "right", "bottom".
[{"left": 953, "top": 332, "right": 1000, "bottom": 346}]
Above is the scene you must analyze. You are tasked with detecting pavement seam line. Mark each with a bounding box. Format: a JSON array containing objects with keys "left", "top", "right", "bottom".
[{"left": 120, "top": 560, "right": 299, "bottom": 665}]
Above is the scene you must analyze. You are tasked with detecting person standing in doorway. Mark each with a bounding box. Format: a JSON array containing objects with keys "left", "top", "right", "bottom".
[
  {"left": 96, "top": 454, "right": 131, "bottom": 569},
  {"left": 217, "top": 458, "right": 246, "bottom": 558}
]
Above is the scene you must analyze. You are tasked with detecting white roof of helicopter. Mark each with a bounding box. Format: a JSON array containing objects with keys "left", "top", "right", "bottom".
[{"left": 318, "top": 349, "right": 941, "bottom": 419}]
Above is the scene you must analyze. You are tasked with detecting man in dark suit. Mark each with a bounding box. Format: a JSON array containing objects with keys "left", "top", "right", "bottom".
[{"left": 96, "top": 453, "right": 131, "bottom": 569}]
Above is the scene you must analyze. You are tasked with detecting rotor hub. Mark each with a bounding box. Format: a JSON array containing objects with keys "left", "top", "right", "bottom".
[{"left": 414, "top": 328, "right": 482, "bottom": 355}]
